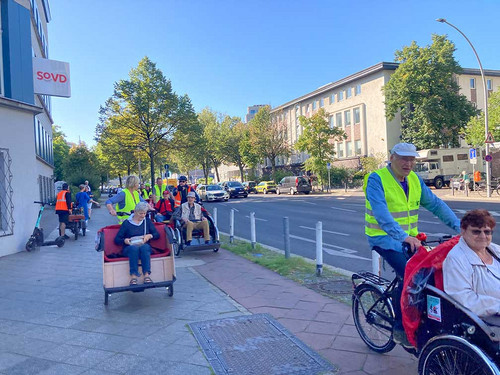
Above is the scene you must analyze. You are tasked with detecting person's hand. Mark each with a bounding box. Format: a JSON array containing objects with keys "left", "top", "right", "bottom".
[
  {"left": 144, "top": 234, "right": 153, "bottom": 242},
  {"left": 404, "top": 236, "right": 422, "bottom": 252},
  {"left": 202, "top": 217, "right": 207, "bottom": 221},
  {"left": 108, "top": 207, "right": 117, "bottom": 216},
  {"left": 124, "top": 238, "right": 131, "bottom": 245}
]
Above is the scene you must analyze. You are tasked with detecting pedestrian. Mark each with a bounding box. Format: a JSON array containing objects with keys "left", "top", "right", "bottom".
[
  {"left": 76, "top": 184, "right": 99, "bottom": 222},
  {"left": 364, "top": 142, "right": 460, "bottom": 345},
  {"left": 84, "top": 180, "right": 94, "bottom": 219},
  {"left": 55, "top": 183, "right": 71, "bottom": 239}
]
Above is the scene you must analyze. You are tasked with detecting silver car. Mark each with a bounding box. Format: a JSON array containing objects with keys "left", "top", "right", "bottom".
[{"left": 197, "top": 184, "right": 229, "bottom": 202}]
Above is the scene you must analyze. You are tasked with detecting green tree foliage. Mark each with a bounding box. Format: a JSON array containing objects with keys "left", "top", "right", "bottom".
[
  {"left": 384, "top": 35, "right": 478, "bottom": 148},
  {"left": 464, "top": 90, "right": 500, "bottom": 147},
  {"left": 63, "top": 144, "right": 100, "bottom": 191},
  {"left": 223, "top": 119, "right": 257, "bottom": 182},
  {"left": 249, "top": 106, "right": 290, "bottom": 181},
  {"left": 52, "top": 125, "right": 70, "bottom": 181},
  {"left": 96, "top": 56, "right": 198, "bottom": 186},
  {"left": 296, "top": 108, "right": 346, "bottom": 184},
  {"left": 359, "top": 153, "right": 387, "bottom": 174}
]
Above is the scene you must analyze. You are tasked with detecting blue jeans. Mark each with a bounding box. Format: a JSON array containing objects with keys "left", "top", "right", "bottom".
[
  {"left": 123, "top": 244, "right": 152, "bottom": 277},
  {"left": 155, "top": 213, "right": 170, "bottom": 222}
]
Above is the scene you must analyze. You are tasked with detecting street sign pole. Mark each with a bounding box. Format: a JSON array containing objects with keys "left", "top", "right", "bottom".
[{"left": 327, "top": 162, "right": 331, "bottom": 192}]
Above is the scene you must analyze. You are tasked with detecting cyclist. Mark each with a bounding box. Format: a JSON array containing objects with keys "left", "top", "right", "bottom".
[{"left": 364, "top": 142, "right": 460, "bottom": 344}]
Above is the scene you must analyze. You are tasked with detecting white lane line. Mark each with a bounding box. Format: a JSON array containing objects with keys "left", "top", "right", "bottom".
[
  {"left": 343, "top": 203, "right": 365, "bottom": 207},
  {"left": 297, "top": 201, "right": 317, "bottom": 205},
  {"left": 453, "top": 209, "right": 500, "bottom": 217},
  {"left": 419, "top": 220, "right": 439, "bottom": 224},
  {"left": 245, "top": 215, "right": 268, "bottom": 222},
  {"left": 331, "top": 206, "right": 356, "bottom": 212},
  {"left": 299, "top": 226, "right": 349, "bottom": 236},
  {"left": 336, "top": 197, "right": 346, "bottom": 200},
  {"left": 289, "top": 234, "right": 370, "bottom": 260}
]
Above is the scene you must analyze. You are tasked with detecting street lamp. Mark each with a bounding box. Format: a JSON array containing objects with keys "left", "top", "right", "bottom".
[{"left": 436, "top": 18, "right": 491, "bottom": 197}]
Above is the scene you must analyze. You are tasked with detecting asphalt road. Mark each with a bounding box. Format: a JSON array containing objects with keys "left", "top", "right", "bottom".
[{"left": 202, "top": 191, "right": 500, "bottom": 274}]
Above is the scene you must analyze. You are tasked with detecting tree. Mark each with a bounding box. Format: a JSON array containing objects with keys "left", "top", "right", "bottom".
[
  {"left": 249, "top": 106, "right": 290, "bottom": 181},
  {"left": 222, "top": 118, "right": 256, "bottom": 182},
  {"left": 296, "top": 108, "right": 346, "bottom": 185},
  {"left": 52, "top": 125, "right": 70, "bottom": 181},
  {"left": 96, "top": 56, "right": 198, "bottom": 186},
  {"left": 63, "top": 144, "right": 100, "bottom": 190},
  {"left": 198, "top": 108, "right": 228, "bottom": 182},
  {"left": 463, "top": 90, "right": 500, "bottom": 147},
  {"left": 384, "top": 34, "right": 478, "bottom": 149}
]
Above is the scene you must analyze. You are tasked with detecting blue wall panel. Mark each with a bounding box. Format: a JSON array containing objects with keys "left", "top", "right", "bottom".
[{"left": 1, "top": 0, "right": 34, "bottom": 104}]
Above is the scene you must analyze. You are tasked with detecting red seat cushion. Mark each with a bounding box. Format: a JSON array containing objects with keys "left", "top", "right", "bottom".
[{"left": 100, "top": 223, "right": 170, "bottom": 262}]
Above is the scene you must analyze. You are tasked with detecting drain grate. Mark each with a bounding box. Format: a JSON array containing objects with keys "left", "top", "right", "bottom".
[
  {"left": 308, "top": 280, "right": 353, "bottom": 295},
  {"left": 189, "top": 313, "right": 336, "bottom": 375}
]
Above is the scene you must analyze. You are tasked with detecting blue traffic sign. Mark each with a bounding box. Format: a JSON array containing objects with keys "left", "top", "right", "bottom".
[{"left": 469, "top": 148, "right": 476, "bottom": 160}]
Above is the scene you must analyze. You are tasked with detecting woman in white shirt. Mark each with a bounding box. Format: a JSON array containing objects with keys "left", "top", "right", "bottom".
[{"left": 443, "top": 209, "right": 500, "bottom": 317}]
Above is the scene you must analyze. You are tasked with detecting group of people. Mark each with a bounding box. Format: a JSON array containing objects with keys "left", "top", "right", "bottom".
[
  {"left": 364, "top": 142, "right": 499, "bottom": 347},
  {"left": 105, "top": 175, "right": 208, "bottom": 286},
  {"left": 55, "top": 180, "right": 99, "bottom": 238}
]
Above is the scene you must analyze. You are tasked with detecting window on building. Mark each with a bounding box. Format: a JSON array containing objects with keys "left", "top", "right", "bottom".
[
  {"left": 355, "top": 84, "right": 361, "bottom": 95},
  {"left": 470, "top": 78, "right": 476, "bottom": 89},
  {"left": 312, "top": 101, "right": 316, "bottom": 110},
  {"left": 320, "top": 98, "right": 324, "bottom": 108},
  {"left": 329, "top": 116, "right": 334, "bottom": 128},
  {"left": 346, "top": 141, "right": 353, "bottom": 157},
  {"left": 355, "top": 140, "right": 362, "bottom": 155},
  {"left": 344, "top": 110, "right": 351, "bottom": 126},
  {"left": 487, "top": 79, "right": 492, "bottom": 90},
  {"left": 0, "top": 148, "right": 14, "bottom": 237},
  {"left": 338, "top": 91, "right": 344, "bottom": 101},
  {"left": 0, "top": 3, "right": 3, "bottom": 97},
  {"left": 337, "top": 143, "right": 344, "bottom": 158},
  {"left": 353, "top": 107, "right": 360, "bottom": 124},
  {"left": 346, "top": 87, "right": 352, "bottom": 98},
  {"left": 330, "top": 94, "right": 335, "bottom": 104},
  {"left": 335, "top": 112, "right": 342, "bottom": 127}
]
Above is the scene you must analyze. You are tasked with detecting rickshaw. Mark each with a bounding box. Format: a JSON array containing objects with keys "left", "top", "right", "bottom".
[
  {"left": 68, "top": 206, "right": 86, "bottom": 240},
  {"left": 95, "top": 222, "right": 176, "bottom": 305},
  {"left": 352, "top": 234, "right": 500, "bottom": 374}
]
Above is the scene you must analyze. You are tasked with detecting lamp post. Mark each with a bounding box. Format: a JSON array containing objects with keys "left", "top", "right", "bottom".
[{"left": 436, "top": 18, "right": 491, "bottom": 197}]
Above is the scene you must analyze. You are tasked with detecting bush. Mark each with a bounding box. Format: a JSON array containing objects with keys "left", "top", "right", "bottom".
[{"left": 273, "top": 170, "right": 294, "bottom": 183}]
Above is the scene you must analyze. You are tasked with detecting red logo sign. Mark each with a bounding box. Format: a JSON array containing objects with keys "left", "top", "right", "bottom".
[{"left": 36, "top": 71, "right": 67, "bottom": 83}]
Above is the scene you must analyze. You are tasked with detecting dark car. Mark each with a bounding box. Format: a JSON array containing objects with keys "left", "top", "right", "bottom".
[
  {"left": 242, "top": 181, "right": 257, "bottom": 194},
  {"left": 222, "top": 181, "right": 248, "bottom": 198},
  {"left": 276, "top": 176, "right": 312, "bottom": 195}
]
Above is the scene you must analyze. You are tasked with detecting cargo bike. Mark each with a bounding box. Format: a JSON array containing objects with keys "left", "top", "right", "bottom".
[
  {"left": 352, "top": 234, "right": 500, "bottom": 374},
  {"left": 95, "top": 222, "right": 176, "bottom": 305}
]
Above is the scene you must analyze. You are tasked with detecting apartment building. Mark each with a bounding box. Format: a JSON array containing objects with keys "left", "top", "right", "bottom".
[
  {"left": 271, "top": 62, "right": 500, "bottom": 170},
  {"left": 245, "top": 104, "right": 266, "bottom": 123},
  {"left": 0, "top": 0, "right": 55, "bottom": 256}
]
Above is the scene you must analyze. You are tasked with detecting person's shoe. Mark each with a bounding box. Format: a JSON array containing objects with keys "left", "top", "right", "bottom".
[
  {"left": 205, "top": 240, "right": 210, "bottom": 244},
  {"left": 63, "top": 234, "right": 70, "bottom": 239},
  {"left": 185, "top": 240, "right": 191, "bottom": 246}
]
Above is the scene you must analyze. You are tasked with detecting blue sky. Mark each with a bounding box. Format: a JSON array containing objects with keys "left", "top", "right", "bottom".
[{"left": 49, "top": 0, "right": 500, "bottom": 146}]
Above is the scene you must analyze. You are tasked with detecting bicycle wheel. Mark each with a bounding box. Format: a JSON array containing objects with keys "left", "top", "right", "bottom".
[
  {"left": 25, "top": 237, "right": 36, "bottom": 252},
  {"left": 496, "top": 184, "right": 500, "bottom": 196},
  {"left": 352, "top": 283, "right": 396, "bottom": 353},
  {"left": 419, "top": 337, "right": 498, "bottom": 375}
]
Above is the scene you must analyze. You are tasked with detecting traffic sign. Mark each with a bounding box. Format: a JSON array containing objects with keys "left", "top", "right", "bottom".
[
  {"left": 326, "top": 162, "right": 331, "bottom": 170},
  {"left": 164, "top": 164, "right": 169, "bottom": 170},
  {"left": 485, "top": 155, "right": 493, "bottom": 162},
  {"left": 469, "top": 148, "right": 477, "bottom": 164},
  {"left": 485, "top": 132, "right": 495, "bottom": 144}
]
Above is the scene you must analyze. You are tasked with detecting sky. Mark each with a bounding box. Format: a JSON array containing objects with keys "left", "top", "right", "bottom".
[{"left": 48, "top": 0, "right": 500, "bottom": 146}]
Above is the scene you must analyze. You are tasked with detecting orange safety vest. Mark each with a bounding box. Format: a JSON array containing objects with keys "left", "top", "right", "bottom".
[
  {"left": 174, "top": 186, "right": 192, "bottom": 207},
  {"left": 55, "top": 190, "right": 69, "bottom": 211}
]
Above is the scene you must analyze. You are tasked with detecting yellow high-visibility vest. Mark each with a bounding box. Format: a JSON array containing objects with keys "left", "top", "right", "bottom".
[{"left": 116, "top": 189, "right": 140, "bottom": 224}]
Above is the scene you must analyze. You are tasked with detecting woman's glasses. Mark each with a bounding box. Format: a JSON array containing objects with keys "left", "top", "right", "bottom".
[{"left": 470, "top": 229, "right": 493, "bottom": 236}]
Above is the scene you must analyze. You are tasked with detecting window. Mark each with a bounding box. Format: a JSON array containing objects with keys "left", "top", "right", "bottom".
[
  {"left": 487, "top": 79, "right": 492, "bottom": 90},
  {"left": 34, "top": 120, "right": 53, "bottom": 165},
  {"left": 329, "top": 116, "right": 334, "bottom": 128},
  {"left": 470, "top": 78, "right": 476, "bottom": 89},
  {"left": 0, "top": 148, "right": 14, "bottom": 236},
  {"left": 355, "top": 84, "right": 361, "bottom": 95},
  {"left": 337, "top": 143, "right": 344, "bottom": 158},
  {"left": 346, "top": 87, "right": 352, "bottom": 98},
  {"left": 355, "top": 140, "right": 362, "bottom": 155},
  {"left": 330, "top": 94, "right": 335, "bottom": 104},
  {"left": 312, "top": 101, "right": 316, "bottom": 110},
  {"left": 457, "top": 153, "right": 468, "bottom": 161},
  {"left": 0, "top": 2, "right": 3, "bottom": 97},
  {"left": 442, "top": 155, "right": 454, "bottom": 162},
  {"left": 335, "top": 112, "right": 342, "bottom": 127},
  {"left": 338, "top": 91, "right": 343, "bottom": 101},
  {"left": 353, "top": 107, "right": 360, "bottom": 124},
  {"left": 344, "top": 110, "right": 351, "bottom": 126},
  {"left": 346, "top": 141, "right": 352, "bottom": 157},
  {"left": 320, "top": 98, "right": 324, "bottom": 108}
]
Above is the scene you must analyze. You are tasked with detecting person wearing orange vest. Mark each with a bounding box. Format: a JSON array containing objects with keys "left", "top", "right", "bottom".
[
  {"left": 55, "top": 183, "right": 72, "bottom": 239},
  {"left": 174, "top": 175, "right": 199, "bottom": 207}
]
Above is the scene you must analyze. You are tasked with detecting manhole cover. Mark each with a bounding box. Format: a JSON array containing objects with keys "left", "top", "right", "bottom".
[
  {"left": 309, "top": 280, "right": 353, "bottom": 295},
  {"left": 189, "top": 313, "right": 336, "bottom": 375}
]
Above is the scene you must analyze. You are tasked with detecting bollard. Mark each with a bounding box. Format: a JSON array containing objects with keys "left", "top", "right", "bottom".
[
  {"left": 283, "top": 217, "right": 290, "bottom": 259},
  {"left": 213, "top": 207, "right": 217, "bottom": 227},
  {"left": 250, "top": 212, "right": 256, "bottom": 249},
  {"left": 372, "top": 250, "right": 382, "bottom": 276},
  {"left": 230, "top": 208, "right": 234, "bottom": 243},
  {"left": 316, "top": 221, "right": 323, "bottom": 276}
]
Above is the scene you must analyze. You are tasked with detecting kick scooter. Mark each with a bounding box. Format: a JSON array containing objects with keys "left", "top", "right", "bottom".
[{"left": 25, "top": 201, "right": 65, "bottom": 252}]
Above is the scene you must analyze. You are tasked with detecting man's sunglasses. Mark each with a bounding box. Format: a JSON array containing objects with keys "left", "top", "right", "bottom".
[{"left": 470, "top": 229, "right": 493, "bottom": 236}]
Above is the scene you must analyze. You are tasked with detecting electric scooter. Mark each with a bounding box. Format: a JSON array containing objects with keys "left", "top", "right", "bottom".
[{"left": 25, "top": 201, "right": 65, "bottom": 252}]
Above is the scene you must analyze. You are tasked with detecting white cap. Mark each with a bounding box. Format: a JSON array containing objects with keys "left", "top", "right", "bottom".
[
  {"left": 187, "top": 191, "right": 196, "bottom": 198},
  {"left": 390, "top": 143, "right": 419, "bottom": 157}
]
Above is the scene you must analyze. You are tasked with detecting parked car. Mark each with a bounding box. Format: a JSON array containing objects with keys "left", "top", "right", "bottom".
[
  {"left": 197, "top": 184, "right": 229, "bottom": 202},
  {"left": 222, "top": 181, "right": 248, "bottom": 198},
  {"left": 276, "top": 176, "right": 311, "bottom": 195},
  {"left": 255, "top": 181, "right": 277, "bottom": 194},
  {"left": 242, "top": 181, "right": 257, "bottom": 194}
]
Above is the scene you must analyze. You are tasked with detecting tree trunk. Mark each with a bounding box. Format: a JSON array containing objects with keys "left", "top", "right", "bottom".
[
  {"left": 149, "top": 154, "right": 155, "bottom": 188},
  {"left": 271, "top": 157, "right": 277, "bottom": 182},
  {"left": 118, "top": 173, "right": 122, "bottom": 187},
  {"left": 214, "top": 164, "right": 220, "bottom": 182},
  {"left": 238, "top": 163, "right": 245, "bottom": 182}
]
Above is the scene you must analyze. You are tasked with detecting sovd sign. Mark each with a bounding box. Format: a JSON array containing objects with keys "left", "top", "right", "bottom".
[{"left": 33, "top": 57, "right": 71, "bottom": 98}]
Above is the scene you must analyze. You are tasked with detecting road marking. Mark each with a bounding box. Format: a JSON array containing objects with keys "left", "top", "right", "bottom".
[
  {"left": 299, "top": 226, "right": 349, "bottom": 236},
  {"left": 343, "top": 203, "right": 365, "bottom": 207},
  {"left": 330, "top": 206, "right": 356, "bottom": 212},
  {"left": 454, "top": 209, "right": 500, "bottom": 217},
  {"left": 289, "top": 234, "right": 370, "bottom": 260},
  {"left": 336, "top": 197, "right": 346, "bottom": 200},
  {"left": 296, "top": 200, "right": 317, "bottom": 205},
  {"left": 419, "top": 220, "right": 439, "bottom": 224},
  {"left": 245, "top": 215, "right": 268, "bottom": 222}
]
